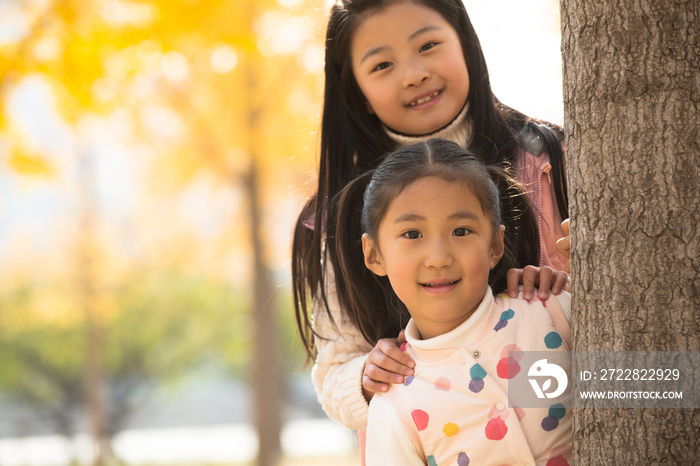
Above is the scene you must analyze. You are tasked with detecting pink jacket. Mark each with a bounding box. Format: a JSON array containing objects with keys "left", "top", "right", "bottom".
[{"left": 515, "top": 145, "right": 568, "bottom": 271}]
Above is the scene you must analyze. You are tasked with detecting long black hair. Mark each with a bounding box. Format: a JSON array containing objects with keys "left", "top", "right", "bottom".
[
  {"left": 333, "top": 138, "right": 539, "bottom": 345},
  {"left": 292, "top": 0, "right": 567, "bottom": 358}
]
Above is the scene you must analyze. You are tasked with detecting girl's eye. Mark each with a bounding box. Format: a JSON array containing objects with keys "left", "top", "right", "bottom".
[
  {"left": 403, "top": 230, "right": 422, "bottom": 239},
  {"left": 419, "top": 42, "right": 439, "bottom": 52},
  {"left": 372, "top": 61, "right": 392, "bottom": 72},
  {"left": 453, "top": 228, "right": 470, "bottom": 237}
]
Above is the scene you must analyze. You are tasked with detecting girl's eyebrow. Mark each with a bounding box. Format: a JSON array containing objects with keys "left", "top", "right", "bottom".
[
  {"left": 393, "top": 211, "right": 478, "bottom": 224},
  {"left": 358, "top": 25, "right": 442, "bottom": 65},
  {"left": 449, "top": 211, "right": 479, "bottom": 221},
  {"left": 394, "top": 213, "right": 424, "bottom": 223},
  {"left": 360, "top": 45, "right": 389, "bottom": 65},
  {"left": 408, "top": 25, "right": 441, "bottom": 41}
]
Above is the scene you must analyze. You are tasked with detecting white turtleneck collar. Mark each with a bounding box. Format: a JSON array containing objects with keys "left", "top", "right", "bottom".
[
  {"left": 404, "top": 286, "right": 493, "bottom": 352},
  {"left": 383, "top": 102, "right": 473, "bottom": 149}
]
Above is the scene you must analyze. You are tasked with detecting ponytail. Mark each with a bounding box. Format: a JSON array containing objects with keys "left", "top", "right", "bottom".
[{"left": 332, "top": 171, "right": 410, "bottom": 346}]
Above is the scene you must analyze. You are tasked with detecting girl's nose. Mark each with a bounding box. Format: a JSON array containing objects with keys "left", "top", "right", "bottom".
[
  {"left": 424, "top": 240, "right": 454, "bottom": 269},
  {"left": 402, "top": 61, "right": 430, "bottom": 88}
]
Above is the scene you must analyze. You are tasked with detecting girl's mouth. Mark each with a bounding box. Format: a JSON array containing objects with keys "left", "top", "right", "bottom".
[
  {"left": 408, "top": 90, "right": 441, "bottom": 107},
  {"left": 421, "top": 279, "right": 460, "bottom": 288}
]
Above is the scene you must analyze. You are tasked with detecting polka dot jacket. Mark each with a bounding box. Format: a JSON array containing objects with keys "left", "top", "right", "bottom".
[{"left": 367, "top": 288, "right": 572, "bottom": 466}]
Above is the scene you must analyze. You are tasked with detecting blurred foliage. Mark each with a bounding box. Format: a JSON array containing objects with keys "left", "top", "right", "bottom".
[
  {"left": 0, "top": 0, "right": 326, "bottom": 441},
  {"left": 0, "top": 269, "right": 254, "bottom": 432}
]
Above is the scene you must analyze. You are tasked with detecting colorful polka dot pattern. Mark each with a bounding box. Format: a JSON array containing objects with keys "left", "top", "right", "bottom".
[
  {"left": 494, "top": 309, "right": 515, "bottom": 331},
  {"left": 497, "top": 344, "right": 523, "bottom": 379},
  {"left": 488, "top": 403, "right": 509, "bottom": 422},
  {"left": 484, "top": 396, "right": 510, "bottom": 441},
  {"left": 457, "top": 452, "right": 470, "bottom": 465},
  {"left": 412, "top": 409, "right": 429, "bottom": 431},
  {"left": 544, "top": 331, "right": 562, "bottom": 349},
  {"left": 485, "top": 416, "right": 508, "bottom": 440},
  {"left": 546, "top": 456, "right": 570, "bottom": 466},
  {"left": 541, "top": 403, "right": 566, "bottom": 431},
  {"left": 443, "top": 422, "right": 459, "bottom": 437},
  {"left": 435, "top": 377, "right": 451, "bottom": 391},
  {"left": 468, "top": 363, "right": 487, "bottom": 393},
  {"left": 392, "top": 296, "right": 570, "bottom": 465}
]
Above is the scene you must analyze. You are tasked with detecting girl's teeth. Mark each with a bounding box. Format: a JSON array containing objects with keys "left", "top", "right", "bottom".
[{"left": 410, "top": 91, "right": 440, "bottom": 106}]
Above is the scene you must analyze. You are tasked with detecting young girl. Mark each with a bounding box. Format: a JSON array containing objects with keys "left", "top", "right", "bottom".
[
  {"left": 335, "top": 138, "right": 571, "bottom": 465},
  {"left": 292, "top": 0, "right": 570, "bottom": 433}
]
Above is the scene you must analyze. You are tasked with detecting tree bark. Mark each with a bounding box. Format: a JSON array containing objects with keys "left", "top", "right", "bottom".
[{"left": 561, "top": 0, "right": 700, "bottom": 463}]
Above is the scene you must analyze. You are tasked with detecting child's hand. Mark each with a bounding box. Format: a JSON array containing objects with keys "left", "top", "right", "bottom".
[
  {"left": 506, "top": 265, "right": 569, "bottom": 301},
  {"left": 362, "top": 329, "right": 415, "bottom": 402},
  {"left": 556, "top": 219, "right": 571, "bottom": 273}
]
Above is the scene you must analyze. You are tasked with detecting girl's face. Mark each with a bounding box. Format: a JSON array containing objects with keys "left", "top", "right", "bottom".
[
  {"left": 362, "top": 176, "right": 504, "bottom": 340},
  {"left": 351, "top": 1, "right": 469, "bottom": 135}
]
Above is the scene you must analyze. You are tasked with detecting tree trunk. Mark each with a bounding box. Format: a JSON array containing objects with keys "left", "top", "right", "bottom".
[
  {"left": 78, "top": 149, "right": 113, "bottom": 465},
  {"left": 245, "top": 159, "right": 283, "bottom": 466},
  {"left": 243, "top": 2, "right": 283, "bottom": 458},
  {"left": 561, "top": 0, "right": 700, "bottom": 463}
]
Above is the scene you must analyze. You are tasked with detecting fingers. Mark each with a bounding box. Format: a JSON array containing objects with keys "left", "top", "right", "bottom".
[
  {"left": 506, "top": 268, "right": 523, "bottom": 298},
  {"left": 561, "top": 218, "right": 570, "bottom": 236},
  {"left": 557, "top": 220, "right": 571, "bottom": 272},
  {"left": 521, "top": 265, "right": 539, "bottom": 301},
  {"left": 550, "top": 270, "right": 569, "bottom": 295},
  {"left": 556, "top": 235, "right": 571, "bottom": 259},
  {"left": 536, "top": 266, "right": 554, "bottom": 300},
  {"left": 397, "top": 329, "right": 407, "bottom": 345},
  {"left": 363, "top": 373, "right": 391, "bottom": 395},
  {"left": 556, "top": 233, "right": 571, "bottom": 274},
  {"left": 363, "top": 338, "right": 415, "bottom": 395},
  {"left": 373, "top": 338, "right": 415, "bottom": 372}
]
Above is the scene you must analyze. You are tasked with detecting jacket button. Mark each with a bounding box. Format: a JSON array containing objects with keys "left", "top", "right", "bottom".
[
  {"left": 472, "top": 349, "right": 481, "bottom": 359},
  {"left": 458, "top": 355, "right": 467, "bottom": 365},
  {"left": 496, "top": 401, "right": 506, "bottom": 411}
]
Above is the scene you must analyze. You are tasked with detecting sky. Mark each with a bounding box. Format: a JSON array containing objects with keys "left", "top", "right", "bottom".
[{"left": 466, "top": 0, "right": 564, "bottom": 125}]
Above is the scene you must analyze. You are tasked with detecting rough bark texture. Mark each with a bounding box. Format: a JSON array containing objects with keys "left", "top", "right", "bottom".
[{"left": 561, "top": 0, "right": 700, "bottom": 463}]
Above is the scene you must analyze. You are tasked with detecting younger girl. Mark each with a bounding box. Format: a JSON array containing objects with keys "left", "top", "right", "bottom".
[
  {"left": 335, "top": 139, "right": 571, "bottom": 465},
  {"left": 292, "top": 0, "right": 570, "bottom": 433}
]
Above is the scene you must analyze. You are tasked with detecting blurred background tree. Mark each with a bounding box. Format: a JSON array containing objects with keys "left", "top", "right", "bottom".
[{"left": 0, "top": 0, "right": 325, "bottom": 464}]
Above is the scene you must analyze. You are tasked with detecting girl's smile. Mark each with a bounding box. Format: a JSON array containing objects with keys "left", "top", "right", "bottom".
[
  {"left": 407, "top": 89, "right": 442, "bottom": 109},
  {"left": 362, "top": 176, "right": 504, "bottom": 340},
  {"left": 351, "top": 1, "right": 470, "bottom": 135},
  {"left": 420, "top": 277, "right": 460, "bottom": 293}
]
